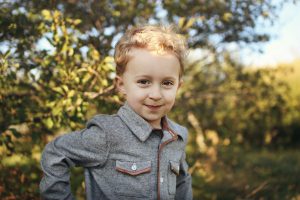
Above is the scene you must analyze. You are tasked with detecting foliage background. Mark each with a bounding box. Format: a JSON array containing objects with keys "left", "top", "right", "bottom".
[{"left": 0, "top": 0, "right": 299, "bottom": 199}]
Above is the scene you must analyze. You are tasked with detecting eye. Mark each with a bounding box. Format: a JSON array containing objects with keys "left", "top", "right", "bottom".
[
  {"left": 162, "top": 80, "right": 174, "bottom": 87},
  {"left": 137, "top": 79, "right": 151, "bottom": 85}
]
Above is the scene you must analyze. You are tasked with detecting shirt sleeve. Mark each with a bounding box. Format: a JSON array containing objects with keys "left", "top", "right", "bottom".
[
  {"left": 40, "top": 125, "right": 109, "bottom": 200},
  {"left": 175, "top": 151, "right": 193, "bottom": 200}
]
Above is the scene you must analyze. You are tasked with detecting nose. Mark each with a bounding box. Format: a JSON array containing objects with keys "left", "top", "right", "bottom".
[{"left": 148, "top": 85, "right": 162, "bottom": 100}]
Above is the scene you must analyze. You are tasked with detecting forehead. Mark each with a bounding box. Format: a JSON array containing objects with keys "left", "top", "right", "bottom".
[{"left": 125, "top": 48, "right": 180, "bottom": 77}]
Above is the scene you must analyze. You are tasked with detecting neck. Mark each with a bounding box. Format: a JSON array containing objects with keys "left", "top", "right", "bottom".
[{"left": 149, "top": 120, "right": 162, "bottom": 130}]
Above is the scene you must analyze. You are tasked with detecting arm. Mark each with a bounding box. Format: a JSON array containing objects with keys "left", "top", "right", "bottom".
[
  {"left": 175, "top": 152, "right": 193, "bottom": 200},
  {"left": 40, "top": 125, "right": 109, "bottom": 200}
]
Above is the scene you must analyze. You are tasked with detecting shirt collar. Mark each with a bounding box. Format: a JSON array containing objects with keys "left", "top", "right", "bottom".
[
  {"left": 117, "top": 102, "right": 153, "bottom": 142},
  {"left": 117, "top": 102, "right": 184, "bottom": 142}
]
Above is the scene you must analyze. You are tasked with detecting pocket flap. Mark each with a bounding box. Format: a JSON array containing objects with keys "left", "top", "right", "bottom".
[
  {"left": 170, "top": 161, "right": 180, "bottom": 176},
  {"left": 116, "top": 160, "right": 151, "bottom": 176}
]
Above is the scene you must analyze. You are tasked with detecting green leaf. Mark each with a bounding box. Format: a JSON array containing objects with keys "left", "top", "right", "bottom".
[
  {"left": 9, "top": 128, "right": 22, "bottom": 138},
  {"left": 44, "top": 118, "right": 54, "bottom": 129}
]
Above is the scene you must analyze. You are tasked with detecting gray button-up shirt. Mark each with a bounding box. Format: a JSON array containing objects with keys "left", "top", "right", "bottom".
[{"left": 40, "top": 103, "right": 192, "bottom": 200}]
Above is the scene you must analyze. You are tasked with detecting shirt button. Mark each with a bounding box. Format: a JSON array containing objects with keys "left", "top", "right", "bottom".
[
  {"left": 160, "top": 177, "right": 164, "bottom": 183},
  {"left": 131, "top": 163, "right": 137, "bottom": 171}
]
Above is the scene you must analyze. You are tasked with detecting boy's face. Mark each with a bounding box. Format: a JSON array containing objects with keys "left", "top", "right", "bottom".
[{"left": 116, "top": 48, "right": 182, "bottom": 129}]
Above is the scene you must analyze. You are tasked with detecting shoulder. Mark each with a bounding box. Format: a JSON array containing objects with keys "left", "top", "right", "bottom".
[
  {"left": 86, "top": 114, "right": 120, "bottom": 129},
  {"left": 166, "top": 118, "right": 189, "bottom": 143},
  {"left": 83, "top": 114, "right": 121, "bottom": 146}
]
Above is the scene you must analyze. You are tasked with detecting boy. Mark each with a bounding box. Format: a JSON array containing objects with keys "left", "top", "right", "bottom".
[{"left": 40, "top": 25, "right": 193, "bottom": 200}]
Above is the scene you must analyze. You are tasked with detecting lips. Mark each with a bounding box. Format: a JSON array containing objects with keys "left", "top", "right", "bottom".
[{"left": 145, "top": 104, "right": 162, "bottom": 110}]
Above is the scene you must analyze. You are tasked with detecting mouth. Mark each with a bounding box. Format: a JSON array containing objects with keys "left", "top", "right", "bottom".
[{"left": 145, "top": 104, "right": 163, "bottom": 110}]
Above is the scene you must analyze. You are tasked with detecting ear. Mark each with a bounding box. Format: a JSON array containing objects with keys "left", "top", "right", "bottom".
[
  {"left": 177, "top": 79, "right": 183, "bottom": 89},
  {"left": 115, "top": 75, "right": 126, "bottom": 95}
]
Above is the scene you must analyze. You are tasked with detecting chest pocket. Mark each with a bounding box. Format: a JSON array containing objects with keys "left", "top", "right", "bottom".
[
  {"left": 115, "top": 160, "right": 152, "bottom": 198},
  {"left": 168, "top": 160, "right": 180, "bottom": 195}
]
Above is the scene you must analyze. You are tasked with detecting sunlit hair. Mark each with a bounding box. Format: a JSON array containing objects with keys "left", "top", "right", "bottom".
[{"left": 114, "top": 24, "right": 188, "bottom": 77}]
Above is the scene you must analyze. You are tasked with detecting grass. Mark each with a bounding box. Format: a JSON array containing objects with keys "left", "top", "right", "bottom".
[{"left": 192, "top": 146, "right": 300, "bottom": 200}]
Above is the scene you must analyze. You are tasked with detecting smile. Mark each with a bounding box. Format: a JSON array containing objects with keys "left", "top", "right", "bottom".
[{"left": 145, "top": 104, "right": 163, "bottom": 110}]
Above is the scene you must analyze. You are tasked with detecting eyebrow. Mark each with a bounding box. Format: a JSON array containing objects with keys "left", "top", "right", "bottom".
[{"left": 135, "top": 75, "right": 177, "bottom": 80}]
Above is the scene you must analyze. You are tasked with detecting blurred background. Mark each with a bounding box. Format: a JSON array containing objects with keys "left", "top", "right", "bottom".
[{"left": 0, "top": 0, "right": 300, "bottom": 199}]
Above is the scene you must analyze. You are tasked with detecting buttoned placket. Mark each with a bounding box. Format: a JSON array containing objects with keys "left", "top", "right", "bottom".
[{"left": 156, "top": 121, "right": 178, "bottom": 200}]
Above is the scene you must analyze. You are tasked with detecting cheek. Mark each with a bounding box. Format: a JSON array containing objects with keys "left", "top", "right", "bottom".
[
  {"left": 164, "top": 89, "right": 178, "bottom": 102},
  {"left": 127, "top": 88, "right": 148, "bottom": 100}
]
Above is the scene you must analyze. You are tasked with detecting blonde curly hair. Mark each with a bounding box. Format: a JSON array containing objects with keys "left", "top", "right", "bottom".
[{"left": 114, "top": 24, "right": 187, "bottom": 77}]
